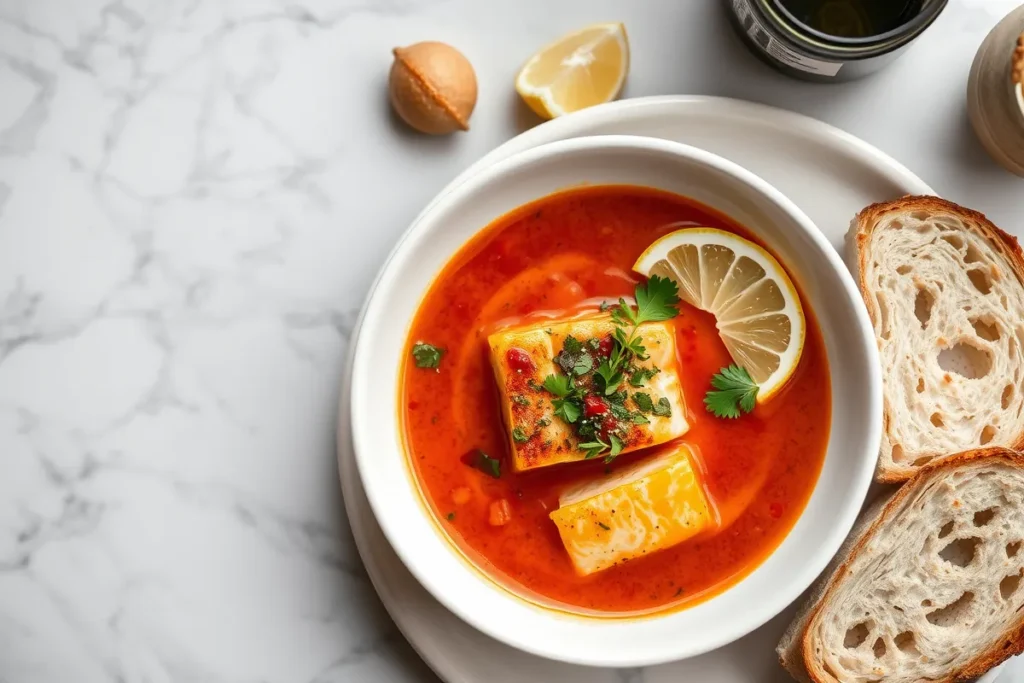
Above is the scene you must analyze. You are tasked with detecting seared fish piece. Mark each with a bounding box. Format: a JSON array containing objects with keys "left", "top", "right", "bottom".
[
  {"left": 487, "top": 313, "right": 689, "bottom": 472},
  {"left": 549, "top": 442, "right": 713, "bottom": 576}
]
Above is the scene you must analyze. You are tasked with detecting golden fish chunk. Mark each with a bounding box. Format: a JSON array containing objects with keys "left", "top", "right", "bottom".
[
  {"left": 549, "top": 442, "right": 713, "bottom": 576},
  {"left": 487, "top": 313, "right": 689, "bottom": 472}
]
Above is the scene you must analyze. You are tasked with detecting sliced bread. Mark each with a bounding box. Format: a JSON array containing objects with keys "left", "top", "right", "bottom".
[
  {"left": 777, "top": 447, "right": 1024, "bottom": 683},
  {"left": 848, "top": 196, "right": 1024, "bottom": 482}
]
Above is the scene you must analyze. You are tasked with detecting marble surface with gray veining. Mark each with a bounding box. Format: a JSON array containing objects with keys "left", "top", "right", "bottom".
[{"left": 0, "top": 0, "right": 1022, "bottom": 681}]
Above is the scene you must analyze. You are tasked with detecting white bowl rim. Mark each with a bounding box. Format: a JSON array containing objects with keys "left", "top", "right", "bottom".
[{"left": 349, "top": 134, "right": 882, "bottom": 667}]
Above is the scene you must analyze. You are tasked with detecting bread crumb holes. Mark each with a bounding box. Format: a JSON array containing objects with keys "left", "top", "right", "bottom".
[
  {"left": 894, "top": 631, "right": 919, "bottom": 655},
  {"left": 925, "top": 591, "right": 975, "bottom": 626},
  {"left": 938, "top": 537, "right": 980, "bottom": 567},
  {"left": 1000, "top": 572, "right": 1021, "bottom": 600},
  {"left": 973, "top": 507, "right": 997, "bottom": 526},
  {"left": 844, "top": 622, "right": 870, "bottom": 648}
]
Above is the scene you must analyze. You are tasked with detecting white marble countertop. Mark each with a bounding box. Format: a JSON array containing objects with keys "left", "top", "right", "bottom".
[{"left": 0, "top": 0, "right": 1022, "bottom": 681}]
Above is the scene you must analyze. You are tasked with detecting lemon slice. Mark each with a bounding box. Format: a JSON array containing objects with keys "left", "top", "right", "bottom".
[
  {"left": 515, "top": 23, "right": 629, "bottom": 120},
  {"left": 633, "top": 228, "right": 805, "bottom": 402}
]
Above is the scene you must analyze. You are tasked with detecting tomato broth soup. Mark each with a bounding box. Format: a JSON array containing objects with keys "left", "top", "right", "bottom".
[{"left": 401, "top": 186, "right": 831, "bottom": 615}]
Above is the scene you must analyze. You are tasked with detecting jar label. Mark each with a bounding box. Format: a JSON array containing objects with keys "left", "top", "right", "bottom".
[{"left": 733, "top": 0, "right": 843, "bottom": 77}]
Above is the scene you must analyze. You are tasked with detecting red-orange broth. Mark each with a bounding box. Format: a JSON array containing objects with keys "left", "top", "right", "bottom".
[{"left": 401, "top": 186, "right": 831, "bottom": 614}]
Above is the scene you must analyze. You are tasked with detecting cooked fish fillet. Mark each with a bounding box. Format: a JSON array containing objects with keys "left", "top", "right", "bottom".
[
  {"left": 549, "top": 442, "right": 712, "bottom": 576},
  {"left": 487, "top": 313, "right": 689, "bottom": 472}
]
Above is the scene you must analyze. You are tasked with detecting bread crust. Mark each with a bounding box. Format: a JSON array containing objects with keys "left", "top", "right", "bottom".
[
  {"left": 850, "top": 195, "right": 1024, "bottom": 483},
  {"left": 778, "top": 447, "right": 1024, "bottom": 683}
]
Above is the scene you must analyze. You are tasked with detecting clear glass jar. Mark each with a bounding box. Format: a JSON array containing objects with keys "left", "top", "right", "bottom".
[{"left": 967, "top": 5, "right": 1024, "bottom": 177}]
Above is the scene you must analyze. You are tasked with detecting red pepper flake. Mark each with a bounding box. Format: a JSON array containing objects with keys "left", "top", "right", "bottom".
[
  {"left": 506, "top": 347, "right": 534, "bottom": 373},
  {"left": 769, "top": 502, "right": 784, "bottom": 519},
  {"left": 584, "top": 394, "right": 608, "bottom": 417},
  {"left": 408, "top": 400, "right": 419, "bottom": 411}
]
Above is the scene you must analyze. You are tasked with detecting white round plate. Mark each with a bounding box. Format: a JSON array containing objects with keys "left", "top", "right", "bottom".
[{"left": 337, "top": 96, "right": 1008, "bottom": 682}]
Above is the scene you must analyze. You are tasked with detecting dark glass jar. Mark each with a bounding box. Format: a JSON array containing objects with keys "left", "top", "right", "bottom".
[{"left": 726, "top": 0, "right": 949, "bottom": 82}]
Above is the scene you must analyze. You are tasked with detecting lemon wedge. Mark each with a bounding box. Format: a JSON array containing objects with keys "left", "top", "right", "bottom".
[
  {"left": 633, "top": 228, "right": 805, "bottom": 402},
  {"left": 515, "top": 23, "right": 629, "bottom": 120}
]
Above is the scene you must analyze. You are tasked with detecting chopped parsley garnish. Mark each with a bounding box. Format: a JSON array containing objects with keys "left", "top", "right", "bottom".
[
  {"left": 411, "top": 342, "right": 444, "bottom": 369},
  {"left": 594, "top": 360, "right": 624, "bottom": 396},
  {"left": 629, "top": 367, "right": 659, "bottom": 387},
  {"left": 531, "top": 276, "right": 681, "bottom": 462},
  {"left": 608, "top": 433, "right": 624, "bottom": 458},
  {"left": 580, "top": 437, "right": 611, "bottom": 459},
  {"left": 704, "top": 364, "right": 759, "bottom": 419},
  {"left": 536, "top": 417, "right": 551, "bottom": 428},
  {"left": 597, "top": 521, "right": 611, "bottom": 530},
  {"left": 543, "top": 374, "right": 573, "bottom": 397},
  {"left": 467, "top": 449, "right": 501, "bottom": 478},
  {"left": 572, "top": 353, "right": 594, "bottom": 376},
  {"left": 652, "top": 397, "right": 672, "bottom": 417},
  {"left": 562, "top": 335, "right": 584, "bottom": 355},
  {"left": 512, "top": 426, "right": 530, "bottom": 443},
  {"left": 553, "top": 398, "right": 581, "bottom": 424},
  {"left": 632, "top": 392, "right": 654, "bottom": 413},
  {"left": 608, "top": 401, "right": 633, "bottom": 421},
  {"left": 512, "top": 394, "right": 530, "bottom": 406}
]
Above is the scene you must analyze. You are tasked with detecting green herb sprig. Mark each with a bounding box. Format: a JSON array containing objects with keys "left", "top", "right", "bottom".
[
  {"left": 596, "top": 275, "right": 680, "bottom": 396},
  {"left": 704, "top": 365, "right": 759, "bottom": 418}
]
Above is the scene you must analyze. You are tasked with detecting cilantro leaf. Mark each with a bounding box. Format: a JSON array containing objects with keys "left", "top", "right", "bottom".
[
  {"left": 631, "top": 412, "right": 650, "bottom": 424},
  {"left": 634, "top": 274, "right": 680, "bottom": 323},
  {"left": 553, "top": 398, "right": 581, "bottom": 423},
  {"left": 703, "top": 365, "right": 759, "bottom": 419},
  {"left": 512, "top": 426, "right": 530, "bottom": 443},
  {"left": 467, "top": 450, "right": 501, "bottom": 478},
  {"left": 632, "top": 392, "right": 654, "bottom": 413},
  {"left": 653, "top": 397, "right": 672, "bottom": 417},
  {"left": 608, "top": 433, "right": 624, "bottom": 457},
  {"left": 542, "top": 374, "right": 573, "bottom": 398},
  {"left": 573, "top": 353, "right": 594, "bottom": 376},
  {"left": 412, "top": 342, "right": 445, "bottom": 369}
]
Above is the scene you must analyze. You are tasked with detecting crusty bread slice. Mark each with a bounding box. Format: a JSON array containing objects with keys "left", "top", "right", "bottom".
[
  {"left": 778, "top": 447, "right": 1024, "bottom": 683},
  {"left": 848, "top": 196, "right": 1024, "bottom": 482}
]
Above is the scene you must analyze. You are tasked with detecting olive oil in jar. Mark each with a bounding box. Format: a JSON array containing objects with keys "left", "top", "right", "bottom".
[{"left": 775, "top": 0, "right": 924, "bottom": 39}]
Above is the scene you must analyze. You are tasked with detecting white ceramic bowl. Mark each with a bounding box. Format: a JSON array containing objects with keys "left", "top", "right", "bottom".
[{"left": 349, "top": 135, "right": 882, "bottom": 667}]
